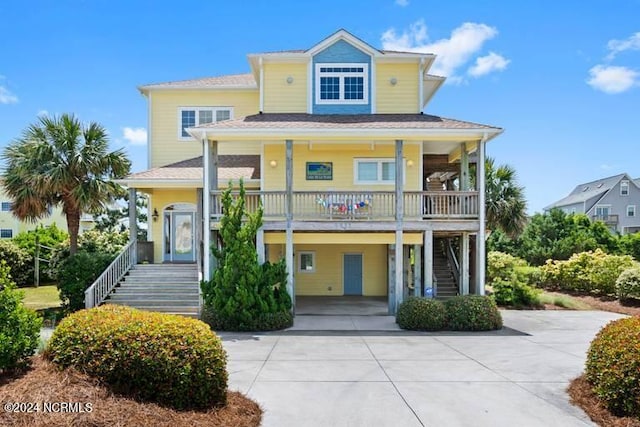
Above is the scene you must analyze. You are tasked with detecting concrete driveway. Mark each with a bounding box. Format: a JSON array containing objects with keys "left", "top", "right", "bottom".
[{"left": 221, "top": 310, "right": 624, "bottom": 427}]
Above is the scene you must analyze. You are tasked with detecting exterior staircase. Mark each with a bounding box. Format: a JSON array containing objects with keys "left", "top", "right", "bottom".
[
  {"left": 104, "top": 264, "right": 200, "bottom": 317},
  {"left": 433, "top": 239, "right": 459, "bottom": 298}
]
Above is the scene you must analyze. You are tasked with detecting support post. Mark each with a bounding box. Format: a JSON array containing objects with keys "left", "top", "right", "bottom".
[
  {"left": 285, "top": 139, "right": 295, "bottom": 311},
  {"left": 461, "top": 232, "right": 470, "bottom": 295},
  {"left": 414, "top": 244, "right": 421, "bottom": 297},
  {"left": 477, "top": 136, "right": 487, "bottom": 295},
  {"left": 424, "top": 229, "right": 433, "bottom": 298},
  {"left": 460, "top": 142, "right": 469, "bottom": 191},
  {"left": 393, "top": 139, "right": 404, "bottom": 313},
  {"left": 128, "top": 187, "right": 137, "bottom": 265},
  {"left": 257, "top": 227, "right": 265, "bottom": 264},
  {"left": 202, "top": 138, "right": 214, "bottom": 281},
  {"left": 196, "top": 188, "right": 203, "bottom": 276}
]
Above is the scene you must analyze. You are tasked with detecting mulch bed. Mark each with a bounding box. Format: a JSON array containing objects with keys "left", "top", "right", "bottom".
[
  {"left": 564, "top": 293, "right": 640, "bottom": 317},
  {"left": 0, "top": 356, "right": 262, "bottom": 427},
  {"left": 568, "top": 375, "right": 640, "bottom": 427}
]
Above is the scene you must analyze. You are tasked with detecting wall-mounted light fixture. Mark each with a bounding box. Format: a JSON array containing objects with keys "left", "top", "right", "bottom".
[
  {"left": 286, "top": 76, "right": 294, "bottom": 84},
  {"left": 152, "top": 208, "right": 159, "bottom": 222},
  {"left": 407, "top": 160, "right": 414, "bottom": 167},
  {"left": 390, "top": 77, "right": 398, "bottom": 86},
  {"left": 269, "top": 160, "right": 278, "bottom": 168}
]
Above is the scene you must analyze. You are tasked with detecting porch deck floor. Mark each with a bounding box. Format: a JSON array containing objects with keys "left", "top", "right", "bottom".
[{"left": 296, "top": 296, "right": 388, "bottom": 316}]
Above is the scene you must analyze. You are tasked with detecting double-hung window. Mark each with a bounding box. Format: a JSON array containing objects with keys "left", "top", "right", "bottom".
[
  {"left": 298, "top": 252, "right": 316, "bottom": 273},
  {"left": 179, "top": 107, "right": 232, "bottom": 139},
  {"left": 315, "top": 63, "right": 368, "bottom": 104},
  {"left": 621, "top": 180, "right": 629, "bottom": 196},
  {"left": 0, "top": 229, "right": 13, "bottom": 239},
  {"left": 627, "top": 205, "right": 636, "bottom": 217},
  {"left": 354, "top": 159, "right": 404, "bottom": 185},
  {"left": 1, "top": 202, "right": 11, "bottom": 212}
]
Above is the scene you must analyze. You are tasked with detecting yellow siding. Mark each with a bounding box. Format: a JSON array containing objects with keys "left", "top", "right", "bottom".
[
  {"left": 150, "top": 90, "right": 259, "bottom": 168},
  {"left": 376, "top": 62, "right": 419, "bottom": 114},
  {"left": 148, "top": 189, "right": 197, "bottom": 263},
  {"left": 263, "top": 63, "right": 307, "bottom": 113},
  {"left": 263, "top": 142, "right": 421, "bottom": 191},
  {"left": 264, "top": 232, "right": 422, "bottom": 245},
  {"left": 267, "top": 243, "right": 387, "bottom": 296}
]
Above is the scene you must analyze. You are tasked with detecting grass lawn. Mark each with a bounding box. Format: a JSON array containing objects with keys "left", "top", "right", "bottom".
[
  {"left": 538, "top": 291, "right": 593, "bottom": 310},
  {"left": 21, "top": 285, "right": 61, "bottom": 310}
]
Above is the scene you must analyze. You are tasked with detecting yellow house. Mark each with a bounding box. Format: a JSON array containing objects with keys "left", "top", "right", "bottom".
[{"left": 120, "top": 29, "right": 502, "bottom": 314}]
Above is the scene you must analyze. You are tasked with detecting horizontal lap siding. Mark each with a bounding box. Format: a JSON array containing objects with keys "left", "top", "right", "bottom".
[
  {"left": 376, "top": 63, "right": 419, "bottom": 114},
  {"left": 263, "top": 63, "right": 307, "bottom": 113},
  {"left": 150, "top": 90, "right": 259, "bottom": 167},
  {"left": 149, "top": 189, "right": 197, "bottom": 263}
]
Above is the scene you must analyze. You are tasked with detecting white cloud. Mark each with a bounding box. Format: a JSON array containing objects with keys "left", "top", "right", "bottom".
[
  {"left": 381, "top": 20, "right": 505, "bottom": 83},
  {"left": 395, "top": 0, "right": 409, "bottom": 6},
  {"left": 606, "top": 32, "right": 640, "bottom": 61},
  {"left": 587, "top": 65, "right": 639, "bottom": 94},
  {"left": 0, "top": 86, "right": 18, "bottom": 104},
  {"left": 122, "top": 127, "right": 148, "bottom": 145},
  {"left": 467, "top": 52, "right": 510, "bottom": 77}
]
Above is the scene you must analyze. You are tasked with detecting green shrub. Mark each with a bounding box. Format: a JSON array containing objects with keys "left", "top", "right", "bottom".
[
  {"left": 487, "top": 251, "right": 526, "bottom": 283},
  {"left": 0, "top": 261, "right": 42, "bottom": 372},
  {"left": 57, "top": 251, "right": 114, "bottom": 312},
  {"left": 13, "top": 224, "right": 68, "bottom": 283},
  {"left": 619, "top": 232, "right": 640, "bottom": 261},
  {"left": 396, "top": 297, "right": 447, "bottom": 331},
  {"left": 585, "top": 317, "right": 640, "bottom": 418},
  {"left": 540, "top": 249, "right": 635, "bottom": 294},
  {"left": 491, "top": 277, "right": 541, "bottom": 307},
  {"left": 0, "top": 240, "right": 33, "bottom": 287},
  {"left": 45, "top": 305, "right": 227, "bottom": 410},
  {"left": 615, "top": 267, "right": 640, "bottom": 300},
  {"left": 445, "top": 295, "right": 502, "bottom": 331}
]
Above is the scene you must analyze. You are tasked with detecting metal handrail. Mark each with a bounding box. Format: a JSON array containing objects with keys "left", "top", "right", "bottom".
[
  {"left": 445, "top": 238, "right": 460, "bottom": 291},
  {"left": 84, "top": 240, "right": 137, "bottom": 309}
]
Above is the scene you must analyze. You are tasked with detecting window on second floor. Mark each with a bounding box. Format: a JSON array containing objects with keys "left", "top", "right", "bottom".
[
  {"left": 627, "top": 205, "right": 636, "bottom": 217},
  {"left": 621, "top": 180, "right": 629, "bottom": 196},
  {"left": 0, "top": 229, "right": 13, "bottom": 239},
  {"left": 354, "top": 159, "right": 405, "bottom": 185},
  {"left": 1, "top": 201, "right": 11, "bottom": 212},
  {"left": 315, "top": 63, "right": 368, "bottom": 105},
  {"left": 179, "top": 107, "right": 232, "bottom": 139}
]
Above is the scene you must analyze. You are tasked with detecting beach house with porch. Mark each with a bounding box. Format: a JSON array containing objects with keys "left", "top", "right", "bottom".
[{"left": 102, "top": 29, "right": 502, "bottom": 316}]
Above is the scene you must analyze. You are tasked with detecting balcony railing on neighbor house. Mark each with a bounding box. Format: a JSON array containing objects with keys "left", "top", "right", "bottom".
[
  {"left": 211, "top": 191, "right": 479, "bottom": 221},
  {"left": 85, "top": 240, "right": 137, "bottom": 309},
  {"left": 592, "top": 214, "right": 619, "bottom": 225}
]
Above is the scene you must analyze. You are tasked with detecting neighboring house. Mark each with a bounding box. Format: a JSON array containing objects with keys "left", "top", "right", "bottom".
[
  {"left": 544, "top": 173, "right": 640, "bottom": 234},
  {"left": 0, "top": 179, "right": 69, "bottom": 238},
  {"left": 119, "top": 29, "right": 503, "bottom": 314}
]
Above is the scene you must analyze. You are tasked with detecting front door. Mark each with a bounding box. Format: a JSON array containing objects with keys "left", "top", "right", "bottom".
[
  {"left": 343, "top": 253, "right": 363, "bottom": 295},
  {"left": 164, "top": 210, "right": 195, "bottom": 262}
]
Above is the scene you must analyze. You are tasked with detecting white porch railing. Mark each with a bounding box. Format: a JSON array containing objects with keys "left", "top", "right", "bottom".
[
  {"left": 85, "top": 240, "right": 137, "bottom": 309},
  {"left": 211, "top": 190, "right": 479, "bottom": 221}
]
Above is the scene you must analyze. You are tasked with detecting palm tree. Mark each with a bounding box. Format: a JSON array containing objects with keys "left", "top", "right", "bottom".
[
  {"left": 1, "top": 114, "right": 131, "bottom": 254},
  {"left": 484, "top": 157, "right": 527, "bottom": 238}
]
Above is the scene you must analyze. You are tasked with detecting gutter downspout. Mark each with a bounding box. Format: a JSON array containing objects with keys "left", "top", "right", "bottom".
[{"left": 259, "top": 57, "right": 264, "bottom": 112}]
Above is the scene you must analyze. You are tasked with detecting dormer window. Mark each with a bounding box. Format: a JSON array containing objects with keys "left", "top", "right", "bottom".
[
  {"left": 621, "top": 180, "right": 629, "bottom": 196},
  {"left": 315, "top": 63, "right": 368, "bottom": 105}
]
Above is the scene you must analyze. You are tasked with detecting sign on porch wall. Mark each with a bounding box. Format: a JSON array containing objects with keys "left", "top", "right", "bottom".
[{"left": 306, "top": 162, "right": 333, "bottom": 180}]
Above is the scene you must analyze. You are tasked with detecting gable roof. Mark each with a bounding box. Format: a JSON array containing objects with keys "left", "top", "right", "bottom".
[
  {"left": 138, "top": 73, "right": 256, "bottom": 93},
  {"left": 544, "top": 173, "right": 631, "bottom": 211}
]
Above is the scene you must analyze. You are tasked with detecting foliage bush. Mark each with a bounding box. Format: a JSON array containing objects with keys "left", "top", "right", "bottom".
[
  {"left": 445, "top": 295, "right": 503, "bottom": 331},
  {"left": 201, "top": 182, "right": 292, "bottom": 331},
  {"left": 487, "top": 251, "right": 527, "bottom": 283},
  {"left": 619, "top": 232, "right": 640, "bottom": 261},
  {"left": 0, "top": 261, "right": 42, "bottom": 372},
  {"left": 0, "top": 240, "right": 33, "bottom": 287},
  {"left": 396, "top": 297, "right": 447, "bottom": 331},
  {"left": 45, "top": 305, "right": 227, "bottom": 410},
  {"left": 585, "top": 317, "right": 640, "bottom": 418},
  {"left": 540, "top": 249, "right": 635, "bottom": 294},
  {"left": 13, "top": 224, "right": 68, "bottom": 283},
  {"left": 615, "top": 267, "right": 640, "bottom": 300},
  {"left": 487, "top": 252, "right": 541, "bottom": 307},
  {"left": 57, "top": 251, "right": 115, "bottom": 312}
]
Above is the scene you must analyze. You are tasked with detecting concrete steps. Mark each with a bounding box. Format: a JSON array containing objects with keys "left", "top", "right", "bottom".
[{"left": 103, "top": 263, "right": 200, "bottom": 318}]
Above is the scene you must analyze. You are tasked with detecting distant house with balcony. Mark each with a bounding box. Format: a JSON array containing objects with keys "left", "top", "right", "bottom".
[
  {"left": 112, "top": 29, "right": 503, "bottom": 315},
  {"left": 544, "top": 173, "right": 640, "bottom": 234}
]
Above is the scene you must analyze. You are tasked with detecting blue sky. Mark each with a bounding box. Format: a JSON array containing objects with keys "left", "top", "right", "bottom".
[{"left": 1, "top": 0, "right": 639, "bottom": 213}]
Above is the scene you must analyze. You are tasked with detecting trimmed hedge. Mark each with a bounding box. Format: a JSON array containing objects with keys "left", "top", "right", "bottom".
[
  {"left": 0, "top": 240, "right": 33, "bottom": 287},
  {"left": 585, "top": 317, "right": 640, "bottom": 418},
  {"left": 45, "top": 305, "right": 228, "bottom": 410},
  {"left": 57, "top": 250, "right": 114, "bottom": 312},
  {"left": 0, "top": 262, "right": 42, "bottom": 371},
  {"left": 615, "top": 267, "right": 640, "bottom": 300},
  {"left": 445, "top": 296, "right": 503, "bottom": 331},
  {"left": 396, "top": 297, "right": 447, "bottom": 331}
]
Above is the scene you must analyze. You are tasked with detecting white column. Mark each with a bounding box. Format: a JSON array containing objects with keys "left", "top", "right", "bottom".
[
  {"left": 460, "top": 142, "right": 469, "bottom": 191},
  {"left": 257, "top": 227, "right": 265, "bottom": 264},
  {"left": 128, "top": 187, "right": 137, "bottom": 265},
  {"left": 414, "top": 244, "right": 422, "bottom": 297},
  {"left": 394, "top": 139, "right": 404, "bottom": 313},
  {"left": 285, "top": 139, "right": 294, "bottom": 311},
  {"left": 424, "top": 229, "right": 433, "bottom": 298},
  {"left": 202, "top": 138, "right": 211, "bottom": 281},
  {"left": 461, "top": 232, "right": 470, "bottom": 295},
  {"left": 477, "top": 136, "right": 487, "bottom": 295}
]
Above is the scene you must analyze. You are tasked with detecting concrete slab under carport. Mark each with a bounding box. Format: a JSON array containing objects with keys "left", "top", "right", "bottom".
[{"left": 219, "top": 310, "right": 626, "bottom": 427}]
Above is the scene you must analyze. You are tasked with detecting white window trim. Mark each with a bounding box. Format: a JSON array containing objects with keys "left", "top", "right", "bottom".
[
  {"left": 297, "top": 251, "right": 316, "bottom": 273},
  {"left": 178, "top": 107, "right": 233, "bottom": 140},
  {"left": 621, "top": 180, "right": 630, "bottom": 196},
  {"left": 354, "top": 158, "right": 406, "bottom": 185},
  {"left": 627, "top": 205, "right": 636, "bottom": 217},
  {"left": 315, "top": 63, "right": 369, "bottom": 105}
]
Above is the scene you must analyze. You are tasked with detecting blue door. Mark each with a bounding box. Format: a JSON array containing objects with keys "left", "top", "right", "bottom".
[{"left": 343, "top": 254, "right": 363, "bottom": 295}]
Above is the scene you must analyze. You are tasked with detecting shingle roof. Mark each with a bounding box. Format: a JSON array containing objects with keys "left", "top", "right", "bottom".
[
  {"left": 126, "top": 155, "right": 260, "bottom": 181},
  {"left": 139, "top": 73, "right": 256, "bottom": 90},
  {"left": 544, "top": 173, "right": 626, "bottom": 210},
  {"left": 196, "top": 113, "right": 500, "bottom": 131}
]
